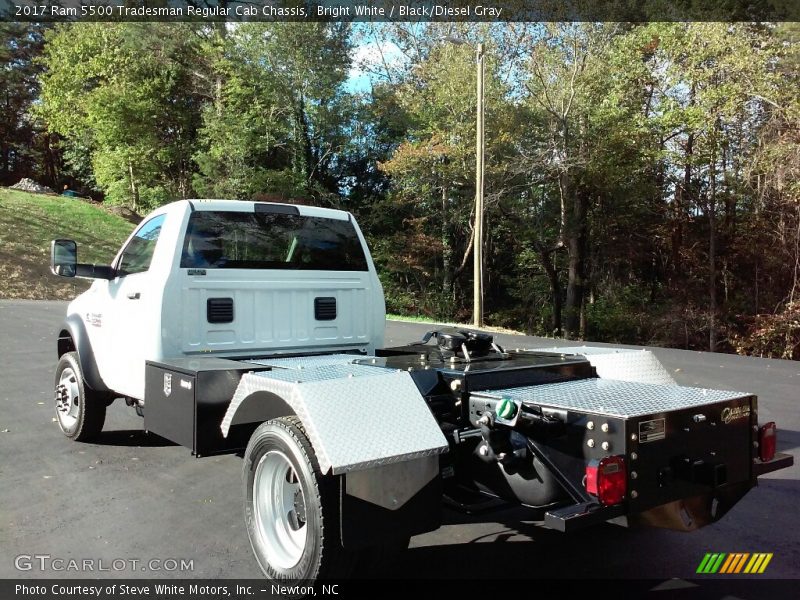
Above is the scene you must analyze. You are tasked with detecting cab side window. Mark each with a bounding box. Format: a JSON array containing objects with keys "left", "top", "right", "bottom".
[{"left": 117, "top": 214, "right": 166, "bottom": 276}]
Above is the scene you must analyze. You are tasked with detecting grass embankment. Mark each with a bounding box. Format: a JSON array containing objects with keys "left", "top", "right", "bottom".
[{"left": 0, "top": 188, "right": 134, "bottom": 300}]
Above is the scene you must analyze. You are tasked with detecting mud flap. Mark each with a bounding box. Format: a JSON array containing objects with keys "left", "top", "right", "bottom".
[{"left": 341, "top": 455, "right": 443, "bottom": 547}]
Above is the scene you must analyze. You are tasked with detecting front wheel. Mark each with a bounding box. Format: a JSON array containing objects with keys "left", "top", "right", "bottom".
[
  {"left": 243, "top": 416, "right": 354, "bottom": 580},
  {"left": 54, "top": 351, "right": 106, "bottom": 441}
]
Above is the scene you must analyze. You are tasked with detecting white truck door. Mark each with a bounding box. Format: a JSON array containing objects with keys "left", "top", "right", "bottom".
[{"left": 102, "top": 214, "right": 167, "bottom": 399}]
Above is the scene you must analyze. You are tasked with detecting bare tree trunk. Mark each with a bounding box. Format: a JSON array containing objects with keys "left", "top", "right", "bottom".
[
  {"left": 294, "top": 95, "right": 314, "bottom": 183},
  {"left": 41, "top": 133, "right": 57, "bottom": 188},
  {"left": 790, "top": 204, "right": 800, "bottom": 304},
  {"left": 673, "top": 85, "right": 695, "bottom": 288},
  {"left": 441, "top": 184, "right": 453, "bottom": 295},
  {"left": 673, "top": 132, "right": 693, "bottom": 283},
  {"left": 565, "top": 188, "right": 588, "bottom": 339},
  {"left": 536, "top": 243, "right": 562, "bottom": 335},
  {"left": 708, "top": 151, "right": 718, "bottom": 352},
  {"left": 214, "top": 6, "right": 228, "bottom": 117},
  {"left": 579, "top": 295, "right": 587, "bottom": 339},
  {"left": 128, "top": 161, "right": 139, "bottom": 213},
  {"left": 214, "top": 9, "right": 227, "bottom": 117}
]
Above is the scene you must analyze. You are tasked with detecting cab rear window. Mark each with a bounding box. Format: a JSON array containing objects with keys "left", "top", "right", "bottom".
[{"left": 180, "top": 211, "right": 368, "bottom": 271}]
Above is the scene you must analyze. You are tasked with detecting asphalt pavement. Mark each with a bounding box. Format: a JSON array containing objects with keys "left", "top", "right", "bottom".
[{"left": 1, "top": 300, "right": 797, "bottom": 585}]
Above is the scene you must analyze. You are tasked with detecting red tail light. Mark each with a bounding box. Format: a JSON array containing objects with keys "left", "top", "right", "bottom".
[
  {"left": 759, "top": 422, "right": 777, "bottom": 462},
  {"left": 585, "top": 455, "right": 627, "bottom": 505}
]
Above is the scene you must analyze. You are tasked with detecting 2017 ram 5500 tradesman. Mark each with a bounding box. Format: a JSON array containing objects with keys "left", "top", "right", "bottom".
[{"left": 50, "top": 199, "right": 792, "bottom": 582}]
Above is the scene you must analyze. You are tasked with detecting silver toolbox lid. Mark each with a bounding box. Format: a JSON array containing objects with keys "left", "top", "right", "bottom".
[{"left": 472, "top": 378, "right": 750, "bottom": 419}]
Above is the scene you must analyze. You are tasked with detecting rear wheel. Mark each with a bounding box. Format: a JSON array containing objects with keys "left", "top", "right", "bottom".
[
  {"left": 54, "top": 351, "right": 106, "bottom": 441},
  {"left": 243, "top": 416, "right": 354, "bottom": 580}
]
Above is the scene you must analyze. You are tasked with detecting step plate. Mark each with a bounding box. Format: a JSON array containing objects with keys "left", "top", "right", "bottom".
[
  {"left": 472, "top": 378, "right": 748, "bottom": 418},
  {"left": 247, "top": 353, "right": 368, "bottom": 370}
]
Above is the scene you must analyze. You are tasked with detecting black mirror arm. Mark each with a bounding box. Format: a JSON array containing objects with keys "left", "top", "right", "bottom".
[{"left": 75, "top": 264, "right": 115, "bottom": 280}]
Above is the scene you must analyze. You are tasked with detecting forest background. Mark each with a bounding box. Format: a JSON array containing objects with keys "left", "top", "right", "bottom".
[{"left": 2, "top": 21, "right": 799, "bottom": 358}]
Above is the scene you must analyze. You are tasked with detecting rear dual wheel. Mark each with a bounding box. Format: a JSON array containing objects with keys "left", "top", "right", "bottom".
[
  {"left": 243, "top": 416, "right": 350, "bottom": 580},
  {"left": 243, "top": 416, "right": 409, "bottom": 581}
]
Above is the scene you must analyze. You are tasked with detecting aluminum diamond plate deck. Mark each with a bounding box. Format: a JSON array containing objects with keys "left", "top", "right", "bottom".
[
  {"left": 532, "top": 347, "right": 676, "bottom": 385},
  {"left": 221, "top": 369, "right": 448, "bottom": 474},
  {"left": 248, "top": 354, "right": 367, "bottom": 369},
  {"left": 472, "top": 378, "right": 748, "bottom": 418},
  {"left": 250, "top": 363, "right": 392, "bottom": 383}
]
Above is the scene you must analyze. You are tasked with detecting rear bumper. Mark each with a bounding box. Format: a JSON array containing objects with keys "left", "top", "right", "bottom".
[
  {"left": 753, "top": 452, "right": 794, "bottom": 477},
  {"left": 545, "top": 452, "right": 793, "bottom": 533},
  {"left": 544, "top": 502, "right": 625, "bottom": 532}
]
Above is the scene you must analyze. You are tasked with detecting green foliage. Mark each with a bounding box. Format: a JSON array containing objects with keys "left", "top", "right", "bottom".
[
  {"left": 0, "top": 23, "right": 52, "bottom": 187},
  {"left": 733, "top": 302, "right": 800, "bottom": 360},
  {"left": 192, "top": 22, "right": 353, "bottom": 203},
  {"left": 38, "top": 23, "right": 201, "bottom": 210},
  {"left": 5, "top": 22, "right": 800, "bottom": 358}
]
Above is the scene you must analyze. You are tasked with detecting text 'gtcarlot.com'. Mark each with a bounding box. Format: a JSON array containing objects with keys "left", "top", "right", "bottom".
[{"left": 14, "top": 554, "right": 194, "bottom": 572}]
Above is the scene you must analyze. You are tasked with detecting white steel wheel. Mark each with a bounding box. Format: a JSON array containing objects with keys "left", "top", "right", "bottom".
[
  {"left": 53, "top": 351, "right": 106, "bottom": 441},
  {"left": 253, "top": 451, "right": 308, "bottom": 570},
  {"left": 55, "top": 366, "right": 81, "bottom": 431},
  {"left": 243, "top": 416, "right": 355, "bottom": 581}
]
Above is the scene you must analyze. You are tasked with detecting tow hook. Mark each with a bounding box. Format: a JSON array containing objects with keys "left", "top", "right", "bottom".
[{"left": 476, "top": 412, "right": 519, "bottom": 465}]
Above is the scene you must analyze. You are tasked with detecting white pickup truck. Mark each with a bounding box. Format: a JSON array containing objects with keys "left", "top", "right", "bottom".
[{"left": 50, "top": 199, "right": 792, "bottom": 582}]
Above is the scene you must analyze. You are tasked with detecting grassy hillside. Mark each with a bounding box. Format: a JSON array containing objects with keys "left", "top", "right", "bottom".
[{"left": 0, "top": 188, "right": 135, "bottom": 300}]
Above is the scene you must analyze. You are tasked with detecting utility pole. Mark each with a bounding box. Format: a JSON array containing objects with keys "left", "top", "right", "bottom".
[
  {"left": 445, "top": 37, "right": 486, "bottom": 328},
  {"left": 474, "top": 43, "right": 485, "bottom": 328}
]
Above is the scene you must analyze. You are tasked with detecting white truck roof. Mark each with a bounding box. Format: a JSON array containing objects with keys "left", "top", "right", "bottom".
[{"left": 180, "top": 199, "right": 351, "bottom": 221}]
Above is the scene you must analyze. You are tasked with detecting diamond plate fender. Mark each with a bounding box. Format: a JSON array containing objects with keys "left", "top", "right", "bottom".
[
  {"left": 533, "top": 346, "right": 676, "bottom": 385},
  {"left": 221, "top": 367, "right": 448, "bottom": 476}
]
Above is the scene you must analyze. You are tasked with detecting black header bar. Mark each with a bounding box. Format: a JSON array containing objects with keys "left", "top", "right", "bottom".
[{"left": 3, "top": 0, "right": 800, "bottom": 23}]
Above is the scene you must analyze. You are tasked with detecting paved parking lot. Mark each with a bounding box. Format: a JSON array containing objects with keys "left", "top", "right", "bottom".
[{"left": 1, "top": 300, "right": 797, "bottom": 586}]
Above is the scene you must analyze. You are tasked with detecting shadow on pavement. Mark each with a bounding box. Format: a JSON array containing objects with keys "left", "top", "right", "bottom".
[
  {"left": 92, "top": 429, "right": 177, "bottom": 447},
  {"left": 776, "top": 428, "right": 800, "bottom": 454},
  {"left": 392, "top": 476, "right": 799, "bottom": 580}
]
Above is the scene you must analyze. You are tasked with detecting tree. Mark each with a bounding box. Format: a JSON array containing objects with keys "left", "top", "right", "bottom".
[
  {"left": 376, "top": 25, "right": 519, "bottom": 320},
  {"left": 38, "top": 23, "right": 202, "bottom": 210},
  {"left": 192, "top": 22, "right": 352, "bottom": 203},
  {"left": 0, "top": 23, "right": 51, "bottom": 187}
]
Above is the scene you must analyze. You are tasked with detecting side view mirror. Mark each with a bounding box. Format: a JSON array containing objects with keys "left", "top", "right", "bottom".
[
  {"left": 51, "top": 239, "right": 77, "bottom": 278},
  {"left": 49, "top": 239, "right": 116, "bottom": 280}
]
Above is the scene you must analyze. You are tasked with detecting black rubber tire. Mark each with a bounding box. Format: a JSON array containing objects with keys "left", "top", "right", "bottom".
[
  {"left": 54, "top": 351, "right": 106, "bottom": 441},
  {"left": 243, "top": 416, "right": 355, "bottom": 581}
]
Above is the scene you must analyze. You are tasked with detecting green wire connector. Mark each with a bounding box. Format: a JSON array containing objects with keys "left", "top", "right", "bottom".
[{"left": 497, "top": 397, "right": 517, "bottom": 420}]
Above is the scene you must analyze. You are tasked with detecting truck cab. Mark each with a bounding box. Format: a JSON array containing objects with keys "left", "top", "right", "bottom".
[{"left": 54, "top": 200, "right": 385, "bottom": 401}]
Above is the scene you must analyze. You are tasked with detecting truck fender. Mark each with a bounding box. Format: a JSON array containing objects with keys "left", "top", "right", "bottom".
[
  {"left": 222, "top": 369, "right": 447, "bottom": 548},
  {"left": 221, "top": 390, "right": 296, "bottom": 431},
  {"left": 57, "top": 314, "right": 110, "bottom": 393},
  {"left": 221, "top": 369, "right": 448, "bottom": 474}
]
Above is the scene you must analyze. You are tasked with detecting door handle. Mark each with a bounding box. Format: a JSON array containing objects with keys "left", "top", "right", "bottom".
[{"left": 126, "top": 292, "right": 141, "bottom": 300}]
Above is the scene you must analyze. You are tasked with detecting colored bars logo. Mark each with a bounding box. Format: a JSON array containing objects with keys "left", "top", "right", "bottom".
[{"left": 696, "top": 553, "right": 773, "bottom": 574}]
